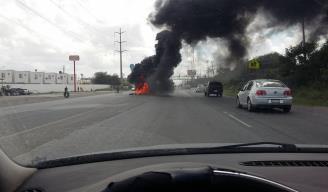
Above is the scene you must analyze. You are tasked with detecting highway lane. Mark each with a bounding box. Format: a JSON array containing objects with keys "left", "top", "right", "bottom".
[{"left": 0, "top": 89, "right": 328, "bottom": 165}]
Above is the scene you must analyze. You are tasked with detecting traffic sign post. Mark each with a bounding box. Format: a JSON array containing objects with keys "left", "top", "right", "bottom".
[{"left": 69, "top": 55, "right": 80, "bottom": 92}]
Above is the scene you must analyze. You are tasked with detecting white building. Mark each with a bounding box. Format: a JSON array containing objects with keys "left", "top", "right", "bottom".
[
  {"left": 67, "top": 74, "right": 75, "bottom": 84},
  {"left": 0, "top": 70, "right": 14, "bottom": 83},
  {"left": 44, "top": 73, "right": 57, "bottom": 84},
  {"left": 29, "top": 72, "right": 44, "bottom": 84},
  {"left": 14, "top": 71, "right": 29, "bottom": 84},
  {"left": 56, "top": 73, "right": 68, "bottom": 84}
]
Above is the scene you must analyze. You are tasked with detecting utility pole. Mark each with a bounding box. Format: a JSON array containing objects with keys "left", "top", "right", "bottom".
[
  {"left": 302, "top": 17, "right": 306, "bottom": 60},
  {"left": 115, "top": 28, "right": 127, "bottom": 83},
  {"left": 302, "top": 18, "right": 306, "bottom": 46}
]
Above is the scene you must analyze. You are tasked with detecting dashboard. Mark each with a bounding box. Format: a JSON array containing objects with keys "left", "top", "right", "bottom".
[{"left": 17, "top": 153, "right": 328, "bottom": 192}]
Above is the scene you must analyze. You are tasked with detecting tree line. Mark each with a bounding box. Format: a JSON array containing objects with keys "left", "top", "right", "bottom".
[
  {"left": 218, "top": 40, "right": 328, "bottom": 89},
  {"left": 91, "top": 72, "right": 120, "bottom": 85}
]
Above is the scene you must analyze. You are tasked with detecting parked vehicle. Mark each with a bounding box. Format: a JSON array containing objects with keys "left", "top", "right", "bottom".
[
  {"left": 15, "top": 88, "right": 31, "bottom": 95},
  {"left": 236, "top": 79, "right": 293, "bottom": 112},
  {"left": 2, "top": 88, "right": 31, "bottom": 96},
  {"left": 1, "top": 85, "right": 10, "bottom": 96},
  {"left": 7, "top": 88, "right": 19, "bottom": 96},
  {"left": 204, "top": 81, "right": 223, "bottom": 97}
]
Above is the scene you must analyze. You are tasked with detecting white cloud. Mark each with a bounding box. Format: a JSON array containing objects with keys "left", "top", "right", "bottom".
[
  {"left": 0, "top": 0, "right": 155, "bottom": 77},
  {"left": 0, "top": 0, "right": 309, "bottom": 78}
]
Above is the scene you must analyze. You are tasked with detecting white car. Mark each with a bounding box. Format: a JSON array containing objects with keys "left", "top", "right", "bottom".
[{"left": 236, "top": 79, "right": 293, "bottom": 112}]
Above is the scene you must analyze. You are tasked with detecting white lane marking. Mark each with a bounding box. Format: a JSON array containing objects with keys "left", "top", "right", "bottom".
[{"left": 224, "top": 111, "right": 252, "bottom": 128}]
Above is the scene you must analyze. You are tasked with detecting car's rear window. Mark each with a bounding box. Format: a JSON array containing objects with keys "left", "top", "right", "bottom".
[{"left": 257, "top": 81, "right": 286, "bottom": 87}]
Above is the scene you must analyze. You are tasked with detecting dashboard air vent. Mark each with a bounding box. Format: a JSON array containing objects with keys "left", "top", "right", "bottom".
[
  {"left": 241, "top": 160, "right": 328, "bottom": 167},
  {"left": 20, "top": 188, "right": 44, "bottom": 192}
]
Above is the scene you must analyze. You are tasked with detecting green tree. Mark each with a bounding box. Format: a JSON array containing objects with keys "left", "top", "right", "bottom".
[
  {"left": 109, "top": 74, "right": 121, "bottom": 86},
  {"left": 92, "top": 72, "right": 110, "bottom": 84},
  {"left": 92, "top": 72, "right": 121, "bottom": 85}
]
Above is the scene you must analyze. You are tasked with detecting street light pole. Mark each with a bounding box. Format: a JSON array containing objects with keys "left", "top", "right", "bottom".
[
  {"left": 73, "top": 60, "right": 76, "bottom": 92},
  {"left": 69, "top": 55, "right": 80, "bottom": 92}
]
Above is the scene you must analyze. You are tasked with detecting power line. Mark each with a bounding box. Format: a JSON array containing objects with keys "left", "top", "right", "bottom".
[
  {"left": 0, "top": 13, "right": 58, "bottom": 44},
  {"left": 76, "top": 0, "right": 103, "bottom": 24},
  {"left": 47, "top": 0, "right": 97, "bottom": 34},
  {"left": 47, "top": 0, "right": 113, "bottom": 45},
  {"left": 16, "top": 0, "right": 85, "bottom": 42},
  {"left": 0, "top": 14, "right": 36, "bottom": 35}
]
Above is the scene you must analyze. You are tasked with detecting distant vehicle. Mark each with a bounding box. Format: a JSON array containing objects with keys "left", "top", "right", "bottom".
[
  {"left": 6, "top": 88, "right": 31, "bottom": 96},
  {"left": 236, "top": 79, "right": 293, "bottom": 113},
  {"left": 204, "top": 81, "right": 223, "bottom": 97},
  {"left": 1, "top": 85, "right": 10, "bottom": 96},
  {"left": 8, "top": 88, "right": 19, "bottom": 96},
  {"left": 16, "top": 88, "right": 31, "bottom": 95},
  {"left": 195, "top": 84, "right": 205, "bottom": 93}
]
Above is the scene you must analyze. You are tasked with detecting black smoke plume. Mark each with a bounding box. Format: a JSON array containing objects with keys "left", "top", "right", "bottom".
[
  {"left": 128, "top": 30, "right": 181, "bottom": 93},
  {"left": 128, "top": 0, "right": 328, "bottom": 93}
]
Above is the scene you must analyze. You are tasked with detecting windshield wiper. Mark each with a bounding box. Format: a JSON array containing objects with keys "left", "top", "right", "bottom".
[
  {"left": 216, "top": 142, "right": 298, "bottom": 151},
  {"left": 36, "top": 142, "right": 327, "bottom": 169}
]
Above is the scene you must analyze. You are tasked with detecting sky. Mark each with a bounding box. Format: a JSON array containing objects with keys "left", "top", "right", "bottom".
[{"left": 0, "top": 0, "right": 304, "bottom": 78}]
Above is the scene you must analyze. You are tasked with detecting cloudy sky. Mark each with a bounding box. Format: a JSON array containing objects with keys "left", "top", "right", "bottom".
[{"left": 0, "top": 0, "right": 303, "bottom": 78}]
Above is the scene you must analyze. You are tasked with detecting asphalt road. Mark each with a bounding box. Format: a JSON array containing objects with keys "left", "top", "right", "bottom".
[{"left": 0, "top": 89, "right": 328, "bottom": 165}]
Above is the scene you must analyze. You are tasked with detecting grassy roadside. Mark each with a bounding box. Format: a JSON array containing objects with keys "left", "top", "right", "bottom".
[
  {"left": 292, "top": 87, "right": 328, "bottom": 106},
  {"left": 223, "top": 84, "right": 239, "bottom": 97},
  {"left": 223, "top": 84, "right": 328, "bottom": 107}
]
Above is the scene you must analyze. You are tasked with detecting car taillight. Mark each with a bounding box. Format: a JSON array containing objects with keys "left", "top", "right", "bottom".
[
  {"left": 256, "top": 90, "right": 267, "bottom": 96},
  {"left": 284, "top": 89, "right": 292, "bottom": 96}
]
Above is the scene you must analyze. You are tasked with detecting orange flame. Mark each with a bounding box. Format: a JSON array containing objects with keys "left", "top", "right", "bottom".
[{"left": 135, "top": 82, "right": 150, "bottom": 95}]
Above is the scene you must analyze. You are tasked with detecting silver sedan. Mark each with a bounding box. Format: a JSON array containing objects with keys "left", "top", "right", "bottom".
[{"left": 236, "top": 79, "right": 293, "bottom": 112}]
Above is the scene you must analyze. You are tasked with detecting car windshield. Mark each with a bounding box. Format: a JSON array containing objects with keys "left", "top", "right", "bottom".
[{"left": 0, "top": 0, "right": 328, "bottom": 166}]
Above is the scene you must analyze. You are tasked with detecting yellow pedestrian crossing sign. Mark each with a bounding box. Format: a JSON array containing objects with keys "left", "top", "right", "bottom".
[{"left": 248, "top": 59, "right": 260, "bottom": 69}]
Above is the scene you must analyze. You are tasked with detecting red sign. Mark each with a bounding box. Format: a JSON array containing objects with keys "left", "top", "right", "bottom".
[{"left": 69, "top": 55, "right": 80, "bottom": 61}]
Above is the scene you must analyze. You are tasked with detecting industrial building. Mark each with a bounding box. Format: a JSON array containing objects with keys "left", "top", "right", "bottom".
[
  {"left": 14, "top": 71, "right": 29, "bottom": 84},
  {"left": 0, "top": 70, "right": 75, "bottom": 84},
  {"left": 30, "top": 71, "right": 44, "bottom": 84},
  {"left": 0, "top": 70, "right": 14, "bottom": 83}
]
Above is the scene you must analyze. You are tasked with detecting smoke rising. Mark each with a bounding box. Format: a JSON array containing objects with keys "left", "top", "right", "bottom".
[{"left": 128, "top": 0, "right": 328, "bottom": 93}]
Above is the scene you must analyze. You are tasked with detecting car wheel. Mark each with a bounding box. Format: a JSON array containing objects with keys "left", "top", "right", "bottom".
[
  {"left": 236, "top": 97, "right": 242, "bottom": 108},
  {"left": 283, "top": 106, "right": 291, "bottom": 113},
  {"left": 247, "top": 98, "right": 254, "bottom": 112}
]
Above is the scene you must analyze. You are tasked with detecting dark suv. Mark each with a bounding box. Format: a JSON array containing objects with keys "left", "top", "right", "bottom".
[{"left": 204, "top": 81, "right": 223, "bottom": 97}]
